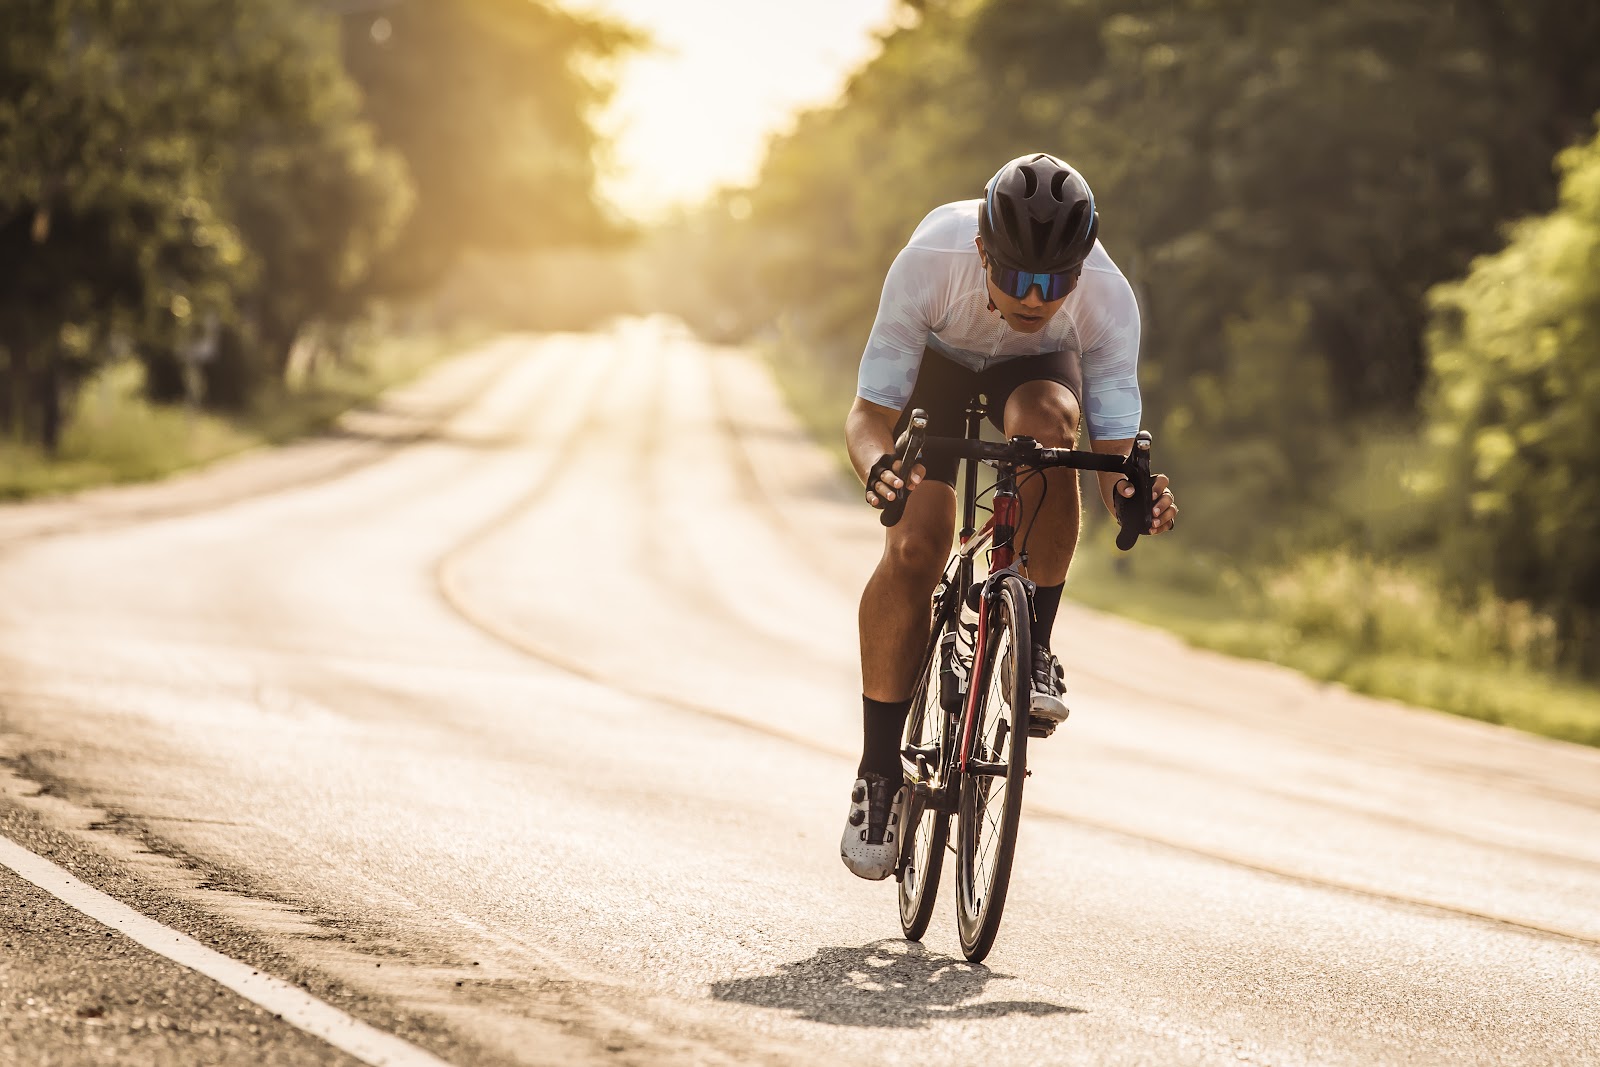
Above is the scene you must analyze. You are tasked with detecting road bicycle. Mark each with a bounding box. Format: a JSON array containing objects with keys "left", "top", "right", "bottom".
[{"left": 878, "top": 400, "right": 1155, "bottom": 962}]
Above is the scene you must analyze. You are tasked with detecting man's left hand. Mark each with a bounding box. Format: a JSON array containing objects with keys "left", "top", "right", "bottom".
[{"left": 1119, "top": 473, "right": 1179, "bottom": 535}]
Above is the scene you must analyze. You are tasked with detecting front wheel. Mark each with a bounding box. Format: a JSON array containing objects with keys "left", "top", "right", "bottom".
[
  {"left": 954, "top": 575, "right": 1031, "bottom": 962},
  {"left": 897, "top": 620, "right": 954, "bottom": 941}
]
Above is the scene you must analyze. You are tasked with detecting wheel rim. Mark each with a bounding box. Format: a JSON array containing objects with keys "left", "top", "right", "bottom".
[
  {"left": 900, "top": 626, "right": 952, "bottom": 929},
  {"left": 904, "top": 802, "right": 938, "bottom": 900}
]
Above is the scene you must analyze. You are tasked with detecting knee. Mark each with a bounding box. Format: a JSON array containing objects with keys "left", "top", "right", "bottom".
[
  {"left": 1005, "top": 389, "right": 1081, "bottom": 448},
  {"left": 884, "top": 531, "right": 948, "bottom": 589}
]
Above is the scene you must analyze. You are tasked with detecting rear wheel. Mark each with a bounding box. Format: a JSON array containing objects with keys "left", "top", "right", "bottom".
[
  {"left": 897, "top": 619, "right": 955, "bottom": 941},
  {"left": 954, "top": 575, "right": 1031, "bottom": 962}
]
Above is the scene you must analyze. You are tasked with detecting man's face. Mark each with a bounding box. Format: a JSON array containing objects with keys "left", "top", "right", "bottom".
[{"left": 976, "top": 237, "right": 1077, "bottom": 334}]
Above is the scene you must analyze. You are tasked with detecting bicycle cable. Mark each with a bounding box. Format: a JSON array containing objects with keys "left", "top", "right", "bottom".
[
  {"left": 1016, "top": 466, "right": 1049, "bottom": 562},
  {"left": 968, "top": 458, "right": 1054, "bottom": 571},
  {"left": 977, "top": 467, "right": 1043, "bottom": 569}
]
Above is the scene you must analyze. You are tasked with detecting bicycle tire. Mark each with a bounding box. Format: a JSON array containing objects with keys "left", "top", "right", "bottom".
[
  {"left": 897, "top": 615, "right": 955, "bottom": 940},
  {"left": 954, "top": 574, "right": 1031, "bottom": 962}
]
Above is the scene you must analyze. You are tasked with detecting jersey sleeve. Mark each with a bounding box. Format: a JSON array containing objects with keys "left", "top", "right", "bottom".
[
  {"left": 1079, "top": 272, "right": 1143, "bottom": 441},
  {"left": 855, "top": 246, "right": 937, "bottom": 411}
]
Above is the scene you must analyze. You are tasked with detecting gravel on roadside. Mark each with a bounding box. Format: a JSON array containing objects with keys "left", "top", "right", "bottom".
[{"left": 0, "top": 859, "right": 367, "bottom": 1067}]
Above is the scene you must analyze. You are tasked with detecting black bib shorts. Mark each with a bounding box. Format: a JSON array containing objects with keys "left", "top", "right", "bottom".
[{"left": 890, "top": 347, "right": 1085, "bottom": 486}]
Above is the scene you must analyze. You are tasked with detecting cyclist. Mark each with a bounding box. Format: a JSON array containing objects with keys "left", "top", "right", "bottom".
[{"left": 841, "top": 153, "right": 1179, "bottom": 880}]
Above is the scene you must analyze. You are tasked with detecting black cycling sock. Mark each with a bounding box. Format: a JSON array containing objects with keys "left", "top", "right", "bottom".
[
  {"left": 1033, "top": 582, "right": 1066, "bottom": 648},
  {"left": 858, "top": 696, "right": 912, "bottom": 781}
]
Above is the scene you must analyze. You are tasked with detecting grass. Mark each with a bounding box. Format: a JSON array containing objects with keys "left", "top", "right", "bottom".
[
  {"left": 0, "top": 329, "right": 464, "bottom": 502},
  {"left": 1065, "top": 539, "right": 1600, "bottom": 747},
  {"left": 761, "top": 340, "right": 1600, "bottom": 748}
]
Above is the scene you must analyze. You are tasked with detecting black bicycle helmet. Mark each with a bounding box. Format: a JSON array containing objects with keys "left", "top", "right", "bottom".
[{"left": 978, "top": 153, "right": 1099, "bottom": 272}]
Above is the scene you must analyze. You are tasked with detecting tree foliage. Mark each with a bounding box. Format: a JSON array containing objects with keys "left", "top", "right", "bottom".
[
  {"left": 141, "top": 2, "right": 416, "bottom": 410},
  {"left": 0, "top": 0, "right": 252, "bottom": 446},
  {"left": 0, "top": 0, "right": 629, "bottom": 448},
  {"left": 1425, "top": 115, "right": 1600, "bottom": 667},
  {"left": 339, "top": 0, "right": 640, "bottom": 296},
  {"left": 676, "top": 0, "right": 1600, "bottom": 553}
]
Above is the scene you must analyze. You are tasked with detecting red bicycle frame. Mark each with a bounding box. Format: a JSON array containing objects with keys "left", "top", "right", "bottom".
[{"left": 957, "top": 490, "right": 1020, "bottom": 772}]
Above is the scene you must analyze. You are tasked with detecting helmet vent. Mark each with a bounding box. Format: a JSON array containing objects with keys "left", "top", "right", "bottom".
[
  {"left": 1050, "top": 171, "right": 1070, "bottom": 201},
  {"left": 1019, "top": 165, "right": 1038, "bottom": 197},
  {"left": 997, "top": 196, "right": 1023, "bottom": 245},
  {"left": 1064, "top": 201, "right": 1086, "bottom": 236}
]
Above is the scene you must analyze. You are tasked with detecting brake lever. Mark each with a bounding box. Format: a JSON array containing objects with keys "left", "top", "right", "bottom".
[
  {"left": 880, "top": 411, "right": 928, "bottom": 528},
  {"left": 1113, "top": 430, "right": 1154, "bottom": 551}
]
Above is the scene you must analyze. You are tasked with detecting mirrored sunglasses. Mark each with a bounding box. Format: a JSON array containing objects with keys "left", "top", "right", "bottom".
[{"left": 988, "top": 263, "right": 1076, "bottom": 302}]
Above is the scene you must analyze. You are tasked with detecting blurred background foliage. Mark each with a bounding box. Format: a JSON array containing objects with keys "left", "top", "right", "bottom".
[
  {"left": 0, "top": 0, "right": 632, "bottom": 456},
  {"left": 647, "top": 0, "right": 1600, "bottom": 690}
]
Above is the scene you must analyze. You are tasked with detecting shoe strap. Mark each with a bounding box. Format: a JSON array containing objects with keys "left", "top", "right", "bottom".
[{"left": 864, "top": 777, "right": 897, "bottom": 844}]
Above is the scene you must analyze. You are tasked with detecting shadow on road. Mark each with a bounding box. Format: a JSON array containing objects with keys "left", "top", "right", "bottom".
[{"left": 710, "top": 939, "right": 1081, "bottom": 1028}]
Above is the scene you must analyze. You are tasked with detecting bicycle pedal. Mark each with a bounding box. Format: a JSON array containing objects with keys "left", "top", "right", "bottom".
[{"left": 1027, "top": 717, "right": 1058, "bottom": 739}]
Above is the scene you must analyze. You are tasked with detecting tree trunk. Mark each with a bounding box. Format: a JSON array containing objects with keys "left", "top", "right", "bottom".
[
  {"left": 0, "top": 356, "right": 13, "bottom": 438},
  {"left": 35, "top": 355, "right": 62, "bottom": 456}
]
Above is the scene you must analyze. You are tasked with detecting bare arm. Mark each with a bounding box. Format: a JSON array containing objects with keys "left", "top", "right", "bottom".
[{"left": 846, "top": 396, "right": 924, "bottom": 506}]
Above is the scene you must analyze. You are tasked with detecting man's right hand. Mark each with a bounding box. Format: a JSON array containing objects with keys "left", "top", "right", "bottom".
[
  {"left": 848, "top": 396, "right": 926, "bottom": 509},
  {"left": 865, "top": 455, "right": 926, "bottom": 509}
]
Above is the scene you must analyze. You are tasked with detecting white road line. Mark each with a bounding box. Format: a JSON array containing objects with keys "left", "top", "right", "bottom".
[{"left": 0, "top": 834, "right": 455, "bottom": 1067}]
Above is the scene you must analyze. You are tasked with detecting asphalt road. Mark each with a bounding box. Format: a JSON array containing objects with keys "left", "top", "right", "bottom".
[{"left": 1, "top": 322, "right": 1597, "bottom": 1066}]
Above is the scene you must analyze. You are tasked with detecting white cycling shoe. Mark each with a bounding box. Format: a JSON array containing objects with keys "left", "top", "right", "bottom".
[
  {"left": 1002, "top": 644, "right": 1071, "bottom": 736},
  {"left": 839, "top": 774, "right": 908, "bottom": 881}
]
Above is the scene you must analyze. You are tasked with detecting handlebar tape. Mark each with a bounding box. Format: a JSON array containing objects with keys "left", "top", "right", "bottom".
[
  {"left": 1113, "top": 430, "right": 1154, "bottom": 551},
  {"left": 880, "top": 411, "right": 928, "bottom": 528}
]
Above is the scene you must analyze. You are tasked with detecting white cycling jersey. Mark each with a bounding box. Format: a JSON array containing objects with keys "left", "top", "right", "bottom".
[{"left": 856, "top": 199, "right": 1143, "bottom": 441}]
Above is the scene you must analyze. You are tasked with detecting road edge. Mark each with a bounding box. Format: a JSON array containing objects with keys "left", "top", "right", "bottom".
[{"left": 0, "top": 831, "right": 456, "bottom": 1067}]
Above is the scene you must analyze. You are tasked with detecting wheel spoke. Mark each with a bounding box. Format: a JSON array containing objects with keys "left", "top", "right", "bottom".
[{"left": 975, "top": 780, "right": 1007, "bottom": 891}]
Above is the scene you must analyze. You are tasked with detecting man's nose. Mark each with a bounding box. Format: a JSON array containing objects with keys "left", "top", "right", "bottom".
[{"left": 1021, "top": 285, "right": 1046, "bottom": 307}]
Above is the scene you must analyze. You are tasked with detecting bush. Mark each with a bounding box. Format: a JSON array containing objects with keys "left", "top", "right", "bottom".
[{"left": 1424, "top": 113, "right": 1600, "bottom": 672}]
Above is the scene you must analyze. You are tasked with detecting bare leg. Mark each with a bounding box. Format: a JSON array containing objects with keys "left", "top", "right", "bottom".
[
  {"left": 858, "top": 481, "right": 957, "bottom": 701},
  {"left": 1003, "top": 380, "right": 1083, "bottom": 586}
]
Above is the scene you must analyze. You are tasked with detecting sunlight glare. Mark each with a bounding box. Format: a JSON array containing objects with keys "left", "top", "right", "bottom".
[{"left": 563, "top": 0, "right": 904, "bottom": 221}]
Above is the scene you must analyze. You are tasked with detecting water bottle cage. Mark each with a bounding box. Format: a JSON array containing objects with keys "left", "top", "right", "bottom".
[{"left": 938, "top": 629, "right": 968, "bottom": 718}]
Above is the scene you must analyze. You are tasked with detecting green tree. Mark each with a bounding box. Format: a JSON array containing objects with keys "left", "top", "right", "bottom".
[
  {"left": 338, "top": 0, "right": 640, "bottom": 297},
  {"left": 152, "top": 3, "right": 413, "bottom": 410},
  {"left": 964, "top": 0, "right": 1593, "bottom": 417},
  {"left": 1424, "top": 114, "right": 1600, "bottom": 669},
  {"left": 682, "top": 0, "right": 1600, "bottom": 554},
  {"left": 0, "top": 0, "right": 249, "bottom": 449},
  {"left": 0, "top": 0, "right": 413, "bottom": 443}
]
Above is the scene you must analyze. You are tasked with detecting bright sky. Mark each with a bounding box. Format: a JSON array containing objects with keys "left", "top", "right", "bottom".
[{"left": 562, "top": 0, "right": 905, "bottom": 221}]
